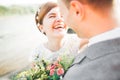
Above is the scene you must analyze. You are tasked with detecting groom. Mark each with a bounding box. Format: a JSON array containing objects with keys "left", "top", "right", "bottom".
[{"left": 57, "top": 0, "right": 120, "bottom": 80}]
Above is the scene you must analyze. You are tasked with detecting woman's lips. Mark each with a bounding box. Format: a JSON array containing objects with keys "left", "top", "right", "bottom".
[
  {"left": 53, "top": 24, "right": 65, "bottom": 29},
  {"left": 54, "top": 26, "right": 64, "bottom": 29}
]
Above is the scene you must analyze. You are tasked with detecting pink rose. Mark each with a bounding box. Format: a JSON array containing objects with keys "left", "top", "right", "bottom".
[
  {"left": 50, "top": 69, "right": 55, "bottom": 76},
  {"left": 50, "top": 64, "right": 56, "bottom": 70},
  {"left": 57, "top": 68, "right": 64, "bottom": 75}
]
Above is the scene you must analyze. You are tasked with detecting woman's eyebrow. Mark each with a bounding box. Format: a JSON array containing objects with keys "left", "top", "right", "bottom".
[{"left": 48, "top": 13, "right": 56, "bottom": 16}]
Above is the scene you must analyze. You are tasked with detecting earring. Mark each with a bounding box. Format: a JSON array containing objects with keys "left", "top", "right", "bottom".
[
  {"left": 43, "top": 32, "right": 46, "bottom": 35},
  {"left": 41, "top": 30, "right": 46, "bottom": 35}
]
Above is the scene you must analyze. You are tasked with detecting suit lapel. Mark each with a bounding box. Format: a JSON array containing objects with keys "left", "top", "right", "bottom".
[
  {"left": 72, "top": 42, "right": 89, "bottom": 65},
  {"left": 72, "top": 52, "right": 86, "bottom": 66}
]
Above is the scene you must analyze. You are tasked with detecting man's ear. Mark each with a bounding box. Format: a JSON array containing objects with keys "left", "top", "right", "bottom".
[{"left": 70, "top": 0, "right": 85, "bottom": 20}]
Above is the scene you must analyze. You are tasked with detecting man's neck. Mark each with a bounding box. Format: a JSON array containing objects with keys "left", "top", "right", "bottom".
[{"left": 86, "top": 10, "right": 117, "bottom": 38}]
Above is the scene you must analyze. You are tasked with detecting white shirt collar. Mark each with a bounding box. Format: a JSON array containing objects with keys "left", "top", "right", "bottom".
[{"left": 88, "top": 27, "right": 120, "bottom": 46}]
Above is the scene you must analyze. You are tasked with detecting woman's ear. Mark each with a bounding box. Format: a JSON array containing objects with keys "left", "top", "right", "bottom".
[
  {"left": 38, "top": 24, "right": 46, "bottom": 35},
  {"left": 70, "top": 0, "right": 85, "bottom": 20},
  {"left": 38, "top": 24, "right": 44, "bottom": 32}
]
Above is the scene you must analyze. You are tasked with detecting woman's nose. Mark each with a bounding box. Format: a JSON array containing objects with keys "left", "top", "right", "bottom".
[{"left": 56, "top": 16, "right": 63, "bottom": 22}]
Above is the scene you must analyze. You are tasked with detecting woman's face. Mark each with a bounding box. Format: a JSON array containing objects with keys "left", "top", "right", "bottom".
[{"left": 42, "top": 7, "right": 67, "bottom": 38}]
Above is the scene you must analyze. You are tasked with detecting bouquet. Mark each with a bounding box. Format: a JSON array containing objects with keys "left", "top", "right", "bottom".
[{"left": 12, "top": 54, "right": 74, "bottom": 80}]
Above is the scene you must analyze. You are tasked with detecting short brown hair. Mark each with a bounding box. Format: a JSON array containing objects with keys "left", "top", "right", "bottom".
[
  {"left": 35, "top": 2, "right": 58, "bottom": 27},
  {"left": 61, "top": 0, "right": 113, "bottom": 11}
]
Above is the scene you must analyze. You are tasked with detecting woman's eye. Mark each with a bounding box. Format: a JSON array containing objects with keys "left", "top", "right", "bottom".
[{"left": 49, "top": 15, "right": 56, "bottom": 18}]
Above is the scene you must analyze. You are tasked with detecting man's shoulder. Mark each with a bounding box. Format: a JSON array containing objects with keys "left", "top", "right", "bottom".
[
  {"left": 85, "top": 37, "right": 120, "bottom": 59},
  {"left": 63, "top": 52, "right": 120, "bottom": 80},
  {"left": 63, "top": 37, "right": 120, "bottom": 80}
]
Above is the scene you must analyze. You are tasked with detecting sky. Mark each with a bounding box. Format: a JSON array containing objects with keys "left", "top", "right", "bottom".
[{"left": 0, "top": 0, "right": 56, "bottom": 6}]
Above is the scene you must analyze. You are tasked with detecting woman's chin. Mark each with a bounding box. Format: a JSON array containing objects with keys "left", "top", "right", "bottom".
[{"left": 53, "top": 32, "right": 66, "bottom": 38}]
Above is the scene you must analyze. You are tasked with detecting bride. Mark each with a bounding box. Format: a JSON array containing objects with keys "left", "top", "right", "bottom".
[{"left": 29, "top": 1, "right": 88, "bottom": 68}]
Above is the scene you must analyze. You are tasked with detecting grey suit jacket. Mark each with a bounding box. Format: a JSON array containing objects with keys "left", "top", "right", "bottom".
[{"left": 63, "top": 37, "right": 120, "bottom": 80}]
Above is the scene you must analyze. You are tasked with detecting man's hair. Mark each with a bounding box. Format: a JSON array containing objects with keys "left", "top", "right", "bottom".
[{"left": 62, "top": 0, "right": 113, "bottom": 11}]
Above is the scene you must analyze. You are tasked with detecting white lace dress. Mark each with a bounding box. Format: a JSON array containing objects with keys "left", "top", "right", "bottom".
[{"left": 29, "top": 34, "right": 81, "bottom": 63}]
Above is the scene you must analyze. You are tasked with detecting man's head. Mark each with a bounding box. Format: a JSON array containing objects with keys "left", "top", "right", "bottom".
[
  {"left": 58, "top": 0, "right": 114, "bottom": 38},
  {"left": 61, "top": 0, "right": 113, "bottom": 9}
]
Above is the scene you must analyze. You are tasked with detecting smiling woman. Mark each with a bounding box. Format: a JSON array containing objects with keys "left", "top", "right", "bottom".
[{"left": 29, "top": 1, "right": 82, "bottom": 68}]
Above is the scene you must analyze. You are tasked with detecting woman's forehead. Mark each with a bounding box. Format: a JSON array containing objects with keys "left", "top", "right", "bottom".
[{"left": 46, "top": 7, "right": 60, "bottom": 15}]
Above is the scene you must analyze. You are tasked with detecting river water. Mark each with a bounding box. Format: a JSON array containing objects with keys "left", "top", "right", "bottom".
[{"left": 0, "top": 14, "right": 47, "bottom": 79}]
